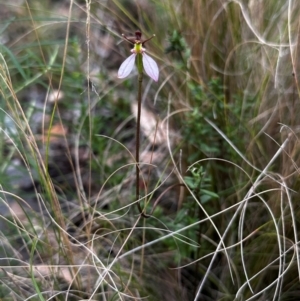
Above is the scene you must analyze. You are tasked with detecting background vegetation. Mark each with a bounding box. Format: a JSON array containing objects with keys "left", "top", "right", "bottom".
[{"left": 0, "top": 0, "right": 300, "bottom": 300}]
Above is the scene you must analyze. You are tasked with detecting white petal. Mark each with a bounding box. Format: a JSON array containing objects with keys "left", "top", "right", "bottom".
[
  {"left": 142, "top": 53, "right": 159, "bottom": 82},
  {"left": 118, "top": 54, "right": 136, "bottom": 78}
]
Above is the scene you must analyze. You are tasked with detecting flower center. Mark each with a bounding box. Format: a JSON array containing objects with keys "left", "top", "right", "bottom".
[{"left": 132, "top": 42, "right": 145, "bottom": 54}]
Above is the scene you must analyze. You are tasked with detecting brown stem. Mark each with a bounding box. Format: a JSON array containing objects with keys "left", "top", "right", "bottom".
[{"left": 136, "top": 56, "right": 148, "bottom": 217}]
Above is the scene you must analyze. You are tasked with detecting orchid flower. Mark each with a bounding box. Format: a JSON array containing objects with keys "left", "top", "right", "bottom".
[{"left": 118, "top": 31, "right": 159, "bottom": 82}]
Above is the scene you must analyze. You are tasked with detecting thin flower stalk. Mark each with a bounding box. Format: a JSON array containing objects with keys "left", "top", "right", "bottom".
[{"left": 118, "top": 31, "right": 159, "bottom": 217}]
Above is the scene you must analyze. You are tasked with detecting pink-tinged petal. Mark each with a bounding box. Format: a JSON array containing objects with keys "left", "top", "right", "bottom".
[
  {"left": 118, "top": 53, "right": 136, "bottom": 78},
  {"left": 142, "top": 53, "right": 159, "bottom": 82}
]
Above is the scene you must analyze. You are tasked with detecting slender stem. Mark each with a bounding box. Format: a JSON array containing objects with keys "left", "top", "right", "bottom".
[{"left": 136, "top": 53, "right": 146, "bottom": 217}]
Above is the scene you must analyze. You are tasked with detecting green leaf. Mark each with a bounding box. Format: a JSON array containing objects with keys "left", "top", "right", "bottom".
[
  {"left": 201, "top": 189, "right": 219, "bottom": 199},
  {"left": 200, "top": 194, "right": 212, "bottom": 204}
]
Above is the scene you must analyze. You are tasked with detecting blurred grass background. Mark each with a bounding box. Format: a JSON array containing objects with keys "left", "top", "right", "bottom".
[{"left": 0, "top": 0, "right": 300, "bottom": 300}]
